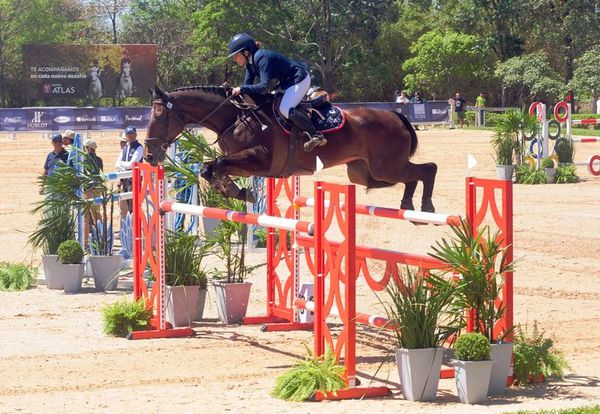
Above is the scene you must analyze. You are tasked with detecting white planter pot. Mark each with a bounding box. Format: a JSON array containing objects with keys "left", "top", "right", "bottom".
[
  {"left": 60, "top": 263, "right": 86, "bottom": 293},
  {"left": 213, "top": 281, "right": 252, "bottom": 324},
  {"left": 545, "top": 167, "right": 556, "bottom": 183},
  {"left": 202, "top": 217, "right": 222, "bottom": 239},
  {"left": 42, "top": 255, "right": 62, "bottom": 289},
  {"left": 194, "top": 289, "right": 208, "bottom": 321},
  {"left": 395, "top": 347, "right": 443, "bottom": 401},
  {"left": 89, "top": 255, "right": 122, "bottom": 291},
  {"left": 166, "top": 285, "right": 205, "bottom": 327},
  {"left": 496, "top": 165, "right": 514, "bottom": 180},
  {"left": 489, "top": 342, "right": 513, "bottom": 395},
  {"left": 453, "top": 359, "right": 495, "bottom": 404}
]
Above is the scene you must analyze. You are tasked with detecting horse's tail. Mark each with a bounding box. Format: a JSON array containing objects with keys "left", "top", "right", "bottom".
[{"left": 392, "top": 111, "right": 418, "bottom": 157}]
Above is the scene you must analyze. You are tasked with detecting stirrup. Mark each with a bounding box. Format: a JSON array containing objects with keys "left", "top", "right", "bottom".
[{"left": 303, "top": 134, "right": 327, "bottom": 152}]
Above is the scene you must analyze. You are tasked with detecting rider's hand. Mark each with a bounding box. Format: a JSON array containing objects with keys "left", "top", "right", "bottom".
[{"left": 231, "top": 87, "right": 241, "bottom": 96}]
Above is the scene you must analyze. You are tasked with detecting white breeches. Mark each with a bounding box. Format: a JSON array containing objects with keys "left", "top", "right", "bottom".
[{"left": 279, "top": 74, "right": 311, "bottom": 119}]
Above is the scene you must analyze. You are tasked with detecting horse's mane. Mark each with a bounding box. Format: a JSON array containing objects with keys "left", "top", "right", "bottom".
[{"left": 170, "top": 85, "right": 227, "bottom": 97}]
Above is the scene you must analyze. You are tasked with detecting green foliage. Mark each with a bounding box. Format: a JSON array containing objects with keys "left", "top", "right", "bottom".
[
  {"left": 271, "top": 348, "right": 346, "bottom": 401},
  {"left": 541, "top": 157, "right": 555, "bottom": 169},
  {"left": 513, "top": 321, "right": 569, "bottom": 385},
  {"left": 514, "top": 405, "right": 600, "bottom": 414},
  {"left": 0, "top": 262, "right": 36, "bottom": 291},
  {"left": 57, "top": 240, "right": 84, "bottom": 264},
  {"left": 495, "top": 52, "right": 563, "bottom": 105},
  {"left": 515, "top": 164, "right": 547, "bottom": 185},
  {"left": 554, "top": 139, "right": 575, "bottom": 164},
  {"left": 403, "top": 30, "right": 492, "bottom": 98},
  {"left": 429, "top": 219, "right": 514, "bottom": 341},
  {"left": 381, "top": 268, "right": 462, "bottom": 349},
  {"left": 164, "top": 230, "right": 212, "bottom": 288},
  {"left": 492, "top": 109, "right": 539, "bottom": 165},
  {"left": 254, "top": 228, "right": 267, "bottom": 248},
  {"left": 555, "top": 164, "right": 580, "bottom": 184},
  {"left": 28, "top": 205, "right": 75, "bottom": 255},
  {"left": 102, "top": 297, "right": 153, "bottom": 337},
  {"left": 453, "top": 333, "right": 491, "bottom": 361}
]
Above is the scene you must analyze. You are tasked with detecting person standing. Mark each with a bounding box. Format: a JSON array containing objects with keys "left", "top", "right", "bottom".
[
  {"left": 396, "top": 90, "right": 410, "bottom": 104},
  {"left": 43, "top": 133, "right": 69, "bottom": 177},
  {"left": 596, "top": 96, "right": 600, "bottom": 115},
  {"left": 475, "top": 92, "right": 486, "bottom": 126},
  {"left": 454, "top": 92, "right": 467, "bottom": 128},
  {"left": 82, "top": 139, "right": 103, "bottom": 248},
  {"left": 115, "top": 126, "right": 143, "bottom": 218}
]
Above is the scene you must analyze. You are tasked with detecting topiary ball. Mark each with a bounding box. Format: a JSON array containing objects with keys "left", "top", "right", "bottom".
[
  {"left": 57, "top": 240, "right": 84, "bottom": 264},
  {"left": 453, "top": 332, "right": 491, "bottom": 361}
]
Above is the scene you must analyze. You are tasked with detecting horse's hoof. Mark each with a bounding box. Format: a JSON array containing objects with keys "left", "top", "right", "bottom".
[
  {"left": 400, "top": 200, "right": 415, "bottom": 211},
  {"left": 421, "top": 198, "right": 435, "bottom": 213}
]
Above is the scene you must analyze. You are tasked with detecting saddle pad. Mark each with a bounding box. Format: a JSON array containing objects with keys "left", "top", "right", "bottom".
[{"left": 275, "top": 103, "right": 346, "bottom": 136}]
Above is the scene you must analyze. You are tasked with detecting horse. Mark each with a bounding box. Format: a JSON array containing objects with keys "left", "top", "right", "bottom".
[
  {"left": 117, "top": 62, "right": 133, "bottom": 99},
  {"left": 87, "top": 70, "right": 103, "bottom": 99},
  {"left": 144, "top": 85, "right": 438, "bottom": 212}
]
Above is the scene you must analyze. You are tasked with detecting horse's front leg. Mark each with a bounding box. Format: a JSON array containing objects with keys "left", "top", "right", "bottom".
[{"left": 208, "top": 145, "right": 270, "bottom": 203}]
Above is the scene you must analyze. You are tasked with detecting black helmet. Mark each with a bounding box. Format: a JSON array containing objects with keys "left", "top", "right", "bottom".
[{"left": 227, "top": 33, "right": 257, "bottom": 58}]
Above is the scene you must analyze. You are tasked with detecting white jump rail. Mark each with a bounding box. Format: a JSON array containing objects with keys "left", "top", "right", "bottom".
[
  {"left": 160, "top": 200, "right": 315, "bottom": 235},
  {"left": 104, "top": 170, "right": 133, "bottom": 181},
  {"left": 87, "top": 192, "right": 133, "bottom": 205},
  {"left": 293, "top": 298, "right": 391, "bottom": 329},
  {"left": 294, "top": 196, "right": 461, "bottom": 226}
]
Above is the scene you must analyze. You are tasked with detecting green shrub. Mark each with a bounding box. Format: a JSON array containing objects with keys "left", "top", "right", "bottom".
[
  {"left": 555, "top": 138, "right": 575, "bottom": 164},
  {"left": 164, "top": 230, "right": 212, "bottom": 287},
  {"left": 254, "top": 227, "right": 267, "bottom": 248},
  {"left": 515, "top": 164, "right": 547, "bottom": 184},
  {"left": 271, "top": 348, "right": 346, "bottom": 401},
  {"left": 102, "top": 297, "right": 152, "bottom": 337},
  {"left": 541, "top": 157, "right": 555, "bottom": 169},
  {"left": 555, "top": 164, "right": 579, "bottom": 183},
  {"left": 453, "top": 333, "right": 491, "bottom": 361},
  {"left": 57, "top": 240, "right": 84, "bottom": 264},
  {"left": 513, "top": 321, "right": 569, "bottom": 385},
  {"left": 0, "top": 262, "right": 36, "bottom": 291}
]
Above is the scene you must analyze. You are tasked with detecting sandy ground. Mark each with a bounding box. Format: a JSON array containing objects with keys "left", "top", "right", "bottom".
[{"left": 0, "top": 128, "right": 599, "bottom": 413}]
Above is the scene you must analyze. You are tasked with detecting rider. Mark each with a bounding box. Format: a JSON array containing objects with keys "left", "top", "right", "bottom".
[{"left": 227, "top": 33, "right": 327, "bottom": 152}]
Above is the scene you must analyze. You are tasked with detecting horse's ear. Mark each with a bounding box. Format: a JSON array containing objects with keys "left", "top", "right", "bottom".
[{"left": 153, "top": 85, "right": 168, "bottom": 102}]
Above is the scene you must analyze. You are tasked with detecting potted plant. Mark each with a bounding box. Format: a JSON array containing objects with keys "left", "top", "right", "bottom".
[
  {"left": 512, "top": 321, "right": 568, "bottom": 385},
  {"left": 452, "top": 332, "right": 494, "bottom": 404},
  {"left": 492, "top": 109, "right": 539, "bottom": 179},
  {"left": 430, "top": 218, "right": 515, "bottom": 395},
  {"left": 28, "top": 205, "right": 75, "bottom": 289},
  {"left": 57, "top": 239, "right": 85, "bottom": 293},
  {"left": 541, "top": 157, "right": 556, "bottom": 183},
  {"left": 381, "top": 268, "right": 462, "bottom": 401},
  {"left": 211, "top": 197, "right": 263, "bottom": 324},
  {"left": 164, "top": 230, "right": 213, "bottom": 327}
]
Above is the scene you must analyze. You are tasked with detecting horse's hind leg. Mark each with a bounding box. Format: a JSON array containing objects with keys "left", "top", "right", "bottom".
[
  {"left": 347, "top": 160, "right": 394, "bottom": 189},
  {"left": 372, "top": 161, "right": 437, "bottom": 212}
]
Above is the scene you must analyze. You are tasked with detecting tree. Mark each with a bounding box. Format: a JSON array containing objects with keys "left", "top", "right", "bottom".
[
  {"left": 495, "top": 52, "right": 563, "bottom": 106},
  {"left": 85, "top": 0, "right": 129, "bottom": 44},
  {"left": 402, "top": 30, "right": 492, "bottom": 98},
  {"left": 568, "top": 48, "right": 600, "bottom": 102}
]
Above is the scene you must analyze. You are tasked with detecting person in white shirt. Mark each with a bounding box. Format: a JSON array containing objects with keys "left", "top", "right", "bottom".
[
  {"left": 115, "top": 126, "right": 143, "bottom": 218},
  {"left": 596, "top": 96, "right": 600, "bottom": 115}
]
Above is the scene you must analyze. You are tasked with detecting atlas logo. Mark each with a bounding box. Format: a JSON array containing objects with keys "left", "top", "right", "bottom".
[
  {"left": 54, "top": 116, "right": 71, "bottom": 124},
  {"left": 100, "top": 115, "right": 119, "bottom": 122}
]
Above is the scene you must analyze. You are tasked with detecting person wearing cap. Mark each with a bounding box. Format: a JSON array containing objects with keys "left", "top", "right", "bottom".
[
  {"left": 115, "top": 126, "right": 143, "bottom": 216},
  {"left": 43, "top": 133, "right": 69, "bottom": 176},
  {"left": 61, "top": 129, "right": 78, "bottom": 167},
  {"left": 83, "top": 139, "right": 103, "bottom": 172}
]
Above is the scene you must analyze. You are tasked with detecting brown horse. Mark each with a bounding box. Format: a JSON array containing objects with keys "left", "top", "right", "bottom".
[{"left": 144, "top": 85, "right": 438, "bottom": 212}]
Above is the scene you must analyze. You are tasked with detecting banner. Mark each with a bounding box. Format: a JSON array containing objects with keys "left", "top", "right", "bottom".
[
  {"left": 23, "top": 44, "right": 157, "bottom": 100},
  {"left": 0, "top": 102, "right": 449, "bottom": 131}
]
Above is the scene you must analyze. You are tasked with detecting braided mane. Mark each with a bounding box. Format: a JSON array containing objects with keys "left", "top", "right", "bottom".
[{"left": 170, "top": 85, "right": 228, "bottom": 97}]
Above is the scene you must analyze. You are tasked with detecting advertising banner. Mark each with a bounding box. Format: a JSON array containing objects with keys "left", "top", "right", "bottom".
[{"left": 23, "top": 44, "right": 157, "bottom": 100}]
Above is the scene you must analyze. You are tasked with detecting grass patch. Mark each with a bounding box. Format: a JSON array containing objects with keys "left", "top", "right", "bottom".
[
  {"left": 512, "top": 405, "right": 600, "bottom": 414},
  {"left": 0, "top": 262, "right": 36, "bottom": 291}
]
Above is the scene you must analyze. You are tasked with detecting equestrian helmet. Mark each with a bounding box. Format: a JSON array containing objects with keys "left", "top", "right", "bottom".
[{"left": 227, "top": 33, "right": 257, "bottom": 57}]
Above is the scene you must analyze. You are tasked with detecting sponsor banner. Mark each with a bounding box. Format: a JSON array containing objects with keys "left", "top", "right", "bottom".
[
  {"left": 0, "top": 107, "right": 152, "bottom": 131},
  {"left": 23, "top": 44, "right": 157, "bottom": 100},
  {"left": 339, "top": 101, "right": 449, "bottom": 123},
  {"left": 0, "top": 101, "right": 449, "bottom": 131}
]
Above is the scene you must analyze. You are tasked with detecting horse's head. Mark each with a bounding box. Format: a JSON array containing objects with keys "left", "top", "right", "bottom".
[{"left": 144, "top": 86, "right": 185, "bottom": 165}]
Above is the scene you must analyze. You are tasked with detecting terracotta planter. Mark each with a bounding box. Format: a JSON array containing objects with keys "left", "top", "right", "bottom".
[
  {"left": 528, "top": 372, "right": 545, "bottom": 384},
  {"left": 213, "top": 281, "right": 252, "bottom": 324}
]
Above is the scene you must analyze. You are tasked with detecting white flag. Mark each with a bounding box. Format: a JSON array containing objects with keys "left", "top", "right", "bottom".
[
  {"left": 316, "top": 156, "right": 324, "bottom": 173},
  {"left": 467, "top": 153, "right": 478, "bottom": 170}
]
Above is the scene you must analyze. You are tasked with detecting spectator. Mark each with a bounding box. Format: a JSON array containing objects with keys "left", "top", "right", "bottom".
[
  {"left": 43, "top": 133, "right": 68, "bottom": 176},
  {"left": 410, "top": 92, "right": 424, "bottom": 103},
  {"left": 83, "top": 139, "right": 103, "bottom": 172},
  {"left": 596, "top": 96, "right": 600, "bottom": 115},
  {"left": 62, "top": 129, "right": 78, "bottom": 167},
  {"left": 454, "top": 92, "right": 467, "bottom": 128},
  {"left": 82, "top": 139, "right": 103, "bottom": 248},
  {"left": 115, "top": 126, "right": 143, "bottom": 218},
  {"left": 475, "top": 93, "right": 486, "bottom": 126},
  {"left": 395, "top": 90, "right": 410, "bottom": 104},
  {"left": 475, "top": 92, "right": 486, "bottom": 108}
]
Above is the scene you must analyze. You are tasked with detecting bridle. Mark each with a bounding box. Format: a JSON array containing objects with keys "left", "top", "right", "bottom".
[{"left": 145, "top": 90, "right": 267, "bottom": 153}]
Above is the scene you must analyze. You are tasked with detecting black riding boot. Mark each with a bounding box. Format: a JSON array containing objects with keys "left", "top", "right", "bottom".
[{"left": 288, "top": 108, "right": 327, "bottom": 152}]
